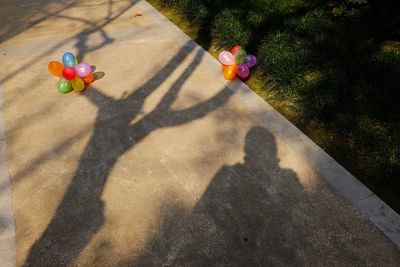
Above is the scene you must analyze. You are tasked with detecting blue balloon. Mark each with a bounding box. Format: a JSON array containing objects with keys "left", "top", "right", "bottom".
[{"left": 62, "top": 52, "right": 76, "bottom": 67}]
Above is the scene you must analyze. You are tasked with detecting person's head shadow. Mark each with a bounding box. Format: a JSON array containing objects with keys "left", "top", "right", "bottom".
[{"left": 243, "top": 126, "right": 280, "bottom": 171}]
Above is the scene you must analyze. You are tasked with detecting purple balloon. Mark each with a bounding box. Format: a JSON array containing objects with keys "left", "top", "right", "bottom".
[
  {"left": 219, "top": 51, "right": 235, "bottom": 65},
  {"left": 245, "top": 54, "right": 257, "bottom": 68},
  {"left": 75, "top": 63, "right": 92, "bottom": 77},
  {"left": 237, "top": 64, "right": 250, "bottom": 79}
]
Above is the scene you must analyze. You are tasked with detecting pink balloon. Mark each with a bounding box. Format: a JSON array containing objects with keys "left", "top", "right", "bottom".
[
  {"left": 75, "top": 63, "right": 92, "bottom": 77},
  {"left": 237, "top": 64, "right": 250, "bottom": 79},
  {"left": 245, "top": 54, "right": 257, "bottom": 68},
  {"left": 219, "top": 51, "right": 235, "bottom": 65}
]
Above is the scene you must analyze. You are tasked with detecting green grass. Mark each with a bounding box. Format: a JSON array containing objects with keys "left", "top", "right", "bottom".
[{"left": 147, "top": 0, "right": 400, "bottom": 212}]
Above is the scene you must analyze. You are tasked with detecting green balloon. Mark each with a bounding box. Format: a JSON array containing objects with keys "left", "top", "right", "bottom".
[
  {"left": 234, "top": 49, "right": 247, "bottom": 64},
  {"left": 57, "top": 77, "right": 72, "bottom": 93}
]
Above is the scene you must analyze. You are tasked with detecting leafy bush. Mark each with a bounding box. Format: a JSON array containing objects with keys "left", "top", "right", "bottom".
[{"left": 211, "top": 9, "right": 252, "bottom": 48}]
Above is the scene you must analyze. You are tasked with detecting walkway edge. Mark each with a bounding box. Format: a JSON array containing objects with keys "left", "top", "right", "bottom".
[
  {"left": 0, "top": 78, "right": 17, "bottom": 266},
  {"left": 133, "top": 0, "right": 400, "bottom": 247}
]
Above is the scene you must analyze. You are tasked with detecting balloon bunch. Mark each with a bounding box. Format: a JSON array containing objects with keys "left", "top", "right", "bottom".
[
  {"left": 48, "top": 52, "right": 94, "bottom": 93},
  {"left": 218, "top": 46, "right": 257, "bottom": 80}
]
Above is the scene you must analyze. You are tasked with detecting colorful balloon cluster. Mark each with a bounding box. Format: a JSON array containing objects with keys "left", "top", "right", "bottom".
[
  {"left": 218, "top": 45, "right": 257, "bottom": 80},
  {"left": 48, "top": 52, "right": 94, "bottom": 93}
]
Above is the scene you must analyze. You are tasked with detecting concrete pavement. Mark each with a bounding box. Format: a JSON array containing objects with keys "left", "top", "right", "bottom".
[{"left": 0, "top": 0, "right": 399, "bottom": 265}]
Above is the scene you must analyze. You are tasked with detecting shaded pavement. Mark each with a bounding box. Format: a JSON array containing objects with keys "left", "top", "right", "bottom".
[{"left": 0, "top": 0, "right": 399, "bottom": 266}]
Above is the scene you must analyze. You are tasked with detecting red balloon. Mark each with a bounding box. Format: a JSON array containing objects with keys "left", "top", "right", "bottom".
[
  {"left": 63, "top": 67, "right": 76, "bottom": 80},
  {"left": 231, "top": 45, "right": 243, "bottom": 55}
]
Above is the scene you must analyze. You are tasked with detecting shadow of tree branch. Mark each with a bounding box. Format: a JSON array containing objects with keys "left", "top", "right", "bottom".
[
  {"left": 23, "top": 41, "right": 232, "bottom": 266},
  {"left": 1, "top": 0, "right": 133, "bottom": 84}
]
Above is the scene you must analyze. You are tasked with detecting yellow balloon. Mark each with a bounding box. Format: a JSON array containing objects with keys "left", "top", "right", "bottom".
[
  {"left": 75, "top": 58, "right": 78, "bottom": 66},
  {"left": 71, "top": 77, "right": 85, "bottom": 92}
]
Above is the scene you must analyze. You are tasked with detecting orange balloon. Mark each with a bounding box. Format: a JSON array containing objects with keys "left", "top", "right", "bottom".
[
  {"left": 82, "top": 72, "right": 94, "bottom": 84},
  {"left": 48, "top": 61, "right": 64, "bottom": 77},
  {"left": 223, "top": 64, "right": 237, "bottom": 80}
]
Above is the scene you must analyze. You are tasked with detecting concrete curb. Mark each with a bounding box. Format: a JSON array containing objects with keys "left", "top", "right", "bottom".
[
  {"left": 0, "top": 79, "right": 17, "bottom": 267},
  {"left": 133, "top": 0, "right": 400, "bottom": 247}
]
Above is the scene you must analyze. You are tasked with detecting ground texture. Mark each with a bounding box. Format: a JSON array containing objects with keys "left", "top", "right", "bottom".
[{"left": 0, "top": 0, "right": 399, "bottom": 266}]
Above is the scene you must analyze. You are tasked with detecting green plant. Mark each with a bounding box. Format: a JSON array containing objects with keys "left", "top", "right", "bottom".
[{"left": 332, "top": 0, "right": 368, "bottom": 18}]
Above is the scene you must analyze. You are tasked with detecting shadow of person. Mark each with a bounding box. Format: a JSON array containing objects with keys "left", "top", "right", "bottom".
[
  {"left": 134, "top": 126, "right": 312, "bottom": 266},
  {"left": 23, "top": 42, "right": 232, "bottom": 266},
  {"left": 130, "top": 128, "right": 400, "bottom": 266}
]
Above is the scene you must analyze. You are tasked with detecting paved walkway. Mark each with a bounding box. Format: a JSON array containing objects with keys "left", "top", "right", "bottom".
[{"left": 0, "top": 0, "right": 399, "bottom": 266}]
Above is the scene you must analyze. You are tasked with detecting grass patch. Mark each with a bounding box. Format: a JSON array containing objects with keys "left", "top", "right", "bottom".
[{"left": 147, "top": 0, "right": 400, "bottom": 212}]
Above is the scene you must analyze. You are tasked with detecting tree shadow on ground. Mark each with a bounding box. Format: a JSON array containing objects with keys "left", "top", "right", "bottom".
[
  {"left": 0, "top": 0, "right": 78, "bottom": 44},
  {"left": 1, "top": 0, "right": 132, "bottom": 85},
  {"left": 23, "top": 41, "right": 232, "bottom": 266},
  {"left": 0, "top": 0, "right": 132, "bottom": 206},
  {"left": 0, "top": 0, "right": 135, "bottom": 197},
  {"left": 129, "top": 126, "right": 400, "bottom": 266}
]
